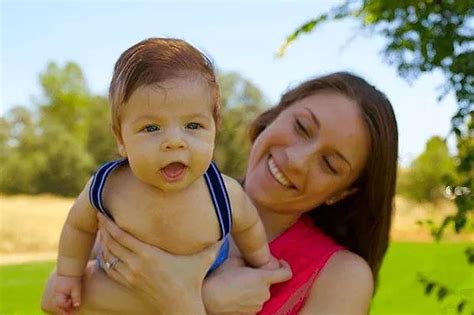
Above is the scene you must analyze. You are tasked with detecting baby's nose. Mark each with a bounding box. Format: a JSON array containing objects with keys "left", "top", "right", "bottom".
[{"left": 160, "top": 137, "right": 187, "bottom": 151}]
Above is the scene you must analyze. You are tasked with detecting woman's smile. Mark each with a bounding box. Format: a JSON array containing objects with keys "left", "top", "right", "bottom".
[{"left": 267, "top": 156, "right": 295, "bottom": 189}]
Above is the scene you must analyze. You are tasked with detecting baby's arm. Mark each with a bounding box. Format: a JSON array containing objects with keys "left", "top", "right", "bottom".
[
  {"left": 55, "top": 178, "right": 98, "bottom": 309},
  {"left": 224, "top": 176, "right": 276, "bottom": 269}
]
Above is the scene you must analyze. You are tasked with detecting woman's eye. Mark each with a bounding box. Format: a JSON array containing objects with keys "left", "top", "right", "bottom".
[
  {"left": 142, "top": 124, "right": 160, "bottom": 133},
  {"left": 186, "top": 122, "right": 201, "bottom": 130},
  {"left": 322, "top": 156, "right": 338, "bottom": 175},
  {"left": 295, "top": 119, "right": 310, "bottom": 137}
]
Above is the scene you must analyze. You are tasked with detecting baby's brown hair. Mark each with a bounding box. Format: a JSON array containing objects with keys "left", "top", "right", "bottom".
[{"left": 109, "top": 38, "right": 220, "bottom": 138}]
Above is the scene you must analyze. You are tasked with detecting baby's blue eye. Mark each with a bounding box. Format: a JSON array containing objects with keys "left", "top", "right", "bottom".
[
  {"left": 142, "top": 124, "right": 160, "bottom": 133},
  {"left": 186, "top": 122, "right": 201, "bottom": 130}
]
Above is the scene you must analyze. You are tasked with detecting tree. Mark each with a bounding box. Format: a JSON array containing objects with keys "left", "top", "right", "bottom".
[
  {"left": 1, "top": 62, "right": 117, "bottom": 196},
  {"left": 0, "top": 106, "right": 43, "bottom": 194},
  {"left": 84, "top": 95, "right": 118, "bottom": 166},
  {"left": 39, "top": 62, "right": 92, "bottom": 145},
  {"left": 278, "top": 1, "right": 473, "bottom": 313},
  {"left": 214, "top": 72, "right": 266, "bottom": 178},
  {"left": 33, "top": 119, "right": 95, "bottom": 196},
  {"left": 397, "top": 136, "right": 456, "bottom": 203}
]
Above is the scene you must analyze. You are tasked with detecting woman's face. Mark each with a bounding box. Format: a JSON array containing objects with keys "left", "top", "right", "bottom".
[{"left": 245, "top": 91, "right": 370, "bottom": 214}]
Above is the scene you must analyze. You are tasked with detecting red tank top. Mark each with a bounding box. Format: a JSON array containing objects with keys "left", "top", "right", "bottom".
[{"left": 258, "top": 216, "right": 345, "bottom": 314}]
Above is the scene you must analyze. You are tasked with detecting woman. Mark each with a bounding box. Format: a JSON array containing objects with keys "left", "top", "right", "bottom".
[{"left": 42, "top": 71, "right": 398, "bottom": 314}]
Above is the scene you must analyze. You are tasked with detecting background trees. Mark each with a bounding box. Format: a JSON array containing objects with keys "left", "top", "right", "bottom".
[{"left": 397, "top": 136, "right": 456, "bottom": 203}]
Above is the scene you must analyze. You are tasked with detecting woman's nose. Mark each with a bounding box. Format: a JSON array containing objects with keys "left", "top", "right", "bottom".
[
  {"left": 160, "top": 131, "right": 187, "bottom": 151},
  {"left": 285, "top": 144, "right": 315, "bottom": 173}
]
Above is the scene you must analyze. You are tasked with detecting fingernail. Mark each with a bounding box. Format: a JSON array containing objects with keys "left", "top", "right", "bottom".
[{"left": 74, "top": 302, "right": 80, "bottom": 307}]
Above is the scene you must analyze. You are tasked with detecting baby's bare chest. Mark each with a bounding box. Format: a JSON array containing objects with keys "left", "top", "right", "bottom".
[{"left": 101, "top": 176, "right": 222, "bottom": 255}]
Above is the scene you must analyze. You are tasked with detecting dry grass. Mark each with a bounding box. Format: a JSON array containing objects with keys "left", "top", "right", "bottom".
[
  {"left": 391, "top": 196, "right": 474, "bottom": 242},
  {"left": 0, "top": 194, "right": 472, "bottom": 260},
  {"left": 0, "top": 194, "right": 72, "bottom": 256}
]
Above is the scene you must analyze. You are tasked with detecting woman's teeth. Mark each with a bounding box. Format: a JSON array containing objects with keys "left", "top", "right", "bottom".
[{"left": 268, "top": 157, "right": 293, "bottom": 187}]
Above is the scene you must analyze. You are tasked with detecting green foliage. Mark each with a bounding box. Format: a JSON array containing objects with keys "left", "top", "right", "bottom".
[
  {"left": 397, "top": 136, "right": 456, "bottom": 202},
  {"left": 84, "top": 96, "right": 118, "bottom": 165},
  {"left": 0, "top": 106, "right": 42, "bottom": 194},
  {"left": 33, "top": 122, "right": 95, "bottom": 196},
  {"left": 215, "top": 72, "right": 266, "bottom": 178},
  {"left": 1, "top": 62, "right": 113, "bottom": 196},
  {"left": 39, "top": 62, "right": 99, "bottom": 147}
]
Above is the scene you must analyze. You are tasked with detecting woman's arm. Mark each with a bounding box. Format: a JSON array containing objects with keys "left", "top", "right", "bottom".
[{"left": 299, "top": 250, "right": 374, "bottom": 315}]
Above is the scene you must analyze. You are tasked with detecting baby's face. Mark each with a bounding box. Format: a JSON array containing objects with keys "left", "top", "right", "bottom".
[{"left": 117, "top": 76, "right": 216, "bottom": 192}]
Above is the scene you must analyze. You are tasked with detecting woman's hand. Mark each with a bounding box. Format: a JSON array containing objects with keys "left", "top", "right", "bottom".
[
  {"left": 203, "top": 256, "right": 292, "bottom": 315},
  {"left": 97, "top": 213, "right": 221, "bottom": 315}
]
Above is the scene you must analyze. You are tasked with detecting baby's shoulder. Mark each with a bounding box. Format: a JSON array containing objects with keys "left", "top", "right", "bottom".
[
  {"left": 221, "top": 174, "right": 245, "bottom": 197},
  {"left": 220, "top": 174, "right": 254, "bottom": 216}
]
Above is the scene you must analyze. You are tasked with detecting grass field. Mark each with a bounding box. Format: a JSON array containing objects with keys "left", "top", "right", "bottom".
[
  {"left": 1, "top": 242, "right": 473, "bottom": 315},
  {"left": 371, "top": 242, "right": 473, "bottom": 315},
  {"left": 0, "top": 261, "right": 55, "bottom": 315}
]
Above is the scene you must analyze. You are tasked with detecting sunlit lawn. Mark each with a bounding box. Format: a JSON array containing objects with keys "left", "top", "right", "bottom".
[
  {"left": 371, "top": 242, "right": 473, "bottom": 315},
  {"left": 0, "top": 261, "right": 55, "bottom": 315},
  {"left": 1, "top": 242, "right": 472, "bottom": 315}
]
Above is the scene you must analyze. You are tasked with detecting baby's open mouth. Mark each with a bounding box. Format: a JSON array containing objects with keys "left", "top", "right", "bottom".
[{"left": 160, "top": 162, "right": 187, "bottom": 182}]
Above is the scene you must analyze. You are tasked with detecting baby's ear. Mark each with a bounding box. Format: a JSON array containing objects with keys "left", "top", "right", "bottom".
[
  {"left": 117, "top": 142, "right": 127, "bottom": 158},
  {"left": 113, "top": 127, "right": 127, "bottom": 158}
]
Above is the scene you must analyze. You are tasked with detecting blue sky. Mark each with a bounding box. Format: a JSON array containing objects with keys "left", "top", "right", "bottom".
[{"left": 1, "top": 1, "right": 458, "bottom": 165}]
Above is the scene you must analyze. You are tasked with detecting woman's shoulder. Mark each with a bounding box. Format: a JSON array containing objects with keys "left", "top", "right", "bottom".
[
  {"left": 299, "top": 250, "right": 374, "bottom": 314},
  {"left": 322, "top": 250, "right": 373, "bottom": 287}
]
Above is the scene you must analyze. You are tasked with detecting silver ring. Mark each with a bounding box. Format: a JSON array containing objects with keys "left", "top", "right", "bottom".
[{"left": 104, "top": 257, "right": 119, "bottom": 270}]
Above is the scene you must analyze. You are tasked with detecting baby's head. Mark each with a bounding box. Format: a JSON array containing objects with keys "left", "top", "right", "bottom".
[{"left": 109, "top": 38, "right": 220, "bottom": 191}]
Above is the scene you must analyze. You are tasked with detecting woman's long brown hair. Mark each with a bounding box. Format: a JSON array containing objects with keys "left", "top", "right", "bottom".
[{"left": 249, "top": 72, "right": 398, "bottom": 286}]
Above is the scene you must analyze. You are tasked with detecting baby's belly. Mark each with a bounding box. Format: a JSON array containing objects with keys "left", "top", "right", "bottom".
[
  {"left": 102, "top": 176, "right": 223, "bottom": 255},
  {"left": 108, "top": 205, "right": 222, "bottom": 255}
]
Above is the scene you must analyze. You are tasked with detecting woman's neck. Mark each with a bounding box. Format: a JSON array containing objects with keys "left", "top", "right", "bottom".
[{"left": 256, "top": 205, "right": 301, "bottom": 242}]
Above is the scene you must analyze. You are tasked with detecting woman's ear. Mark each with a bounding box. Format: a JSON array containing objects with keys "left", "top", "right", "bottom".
[{"left": 325, "top": 187, "right": 358, "bottom": 205}]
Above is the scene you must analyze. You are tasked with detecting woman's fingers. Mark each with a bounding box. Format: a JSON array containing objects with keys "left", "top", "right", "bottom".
[
  {"left": 99, "top": 219, "right": 136, "bottom": 265},
  {"left": 261, "top": 259, "right": 292, "bottom": 284},
  {"left": 97, "top": 214, "right": 147, "bottom": 254},
  {"left": 102, "top": 259, "right": 133, "bottom": 289}
]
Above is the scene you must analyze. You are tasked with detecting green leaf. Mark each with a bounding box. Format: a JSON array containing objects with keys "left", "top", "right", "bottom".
[
  {"left": 437, "top": 287, "right": 448, "bottom": 301},
  {"left": 277, "top": 15, "right": 328, "bottom": 57},
  {"left": 425, "top": 282, "right": 435, "bottom": 295}
]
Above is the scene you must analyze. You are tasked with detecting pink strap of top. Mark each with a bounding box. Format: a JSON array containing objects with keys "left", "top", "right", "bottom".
[{"left": 258, "top": 216, "right": 345, "bottom": 315}]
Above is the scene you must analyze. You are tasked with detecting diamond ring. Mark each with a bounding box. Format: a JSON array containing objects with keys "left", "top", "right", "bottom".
[{"left": 104, "top": 257, "right": 119, "bottom": 270}]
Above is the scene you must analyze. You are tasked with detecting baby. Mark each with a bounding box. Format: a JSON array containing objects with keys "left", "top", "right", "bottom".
[{"left": 52, "top": 38, "right": 277, "bottom": 313}]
